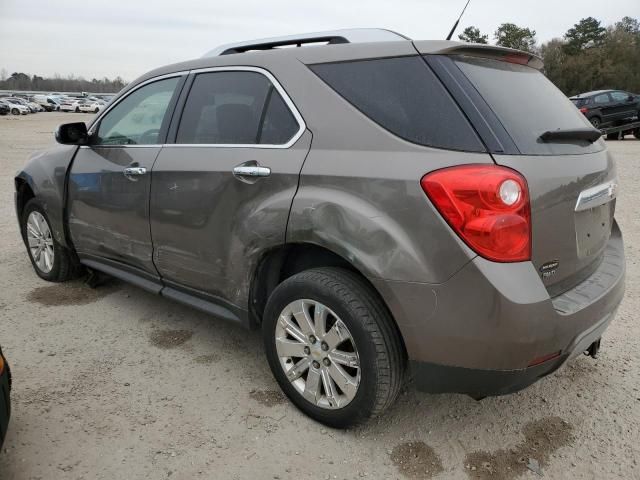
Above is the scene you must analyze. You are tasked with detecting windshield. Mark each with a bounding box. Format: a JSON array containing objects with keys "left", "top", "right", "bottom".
[{"left": 453, "top": 56, "right": 604, "bottom": 155}]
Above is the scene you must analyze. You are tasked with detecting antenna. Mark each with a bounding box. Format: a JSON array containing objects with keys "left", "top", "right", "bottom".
[{"left": 445, "top": 0, "right": 472, "bottom": 41}]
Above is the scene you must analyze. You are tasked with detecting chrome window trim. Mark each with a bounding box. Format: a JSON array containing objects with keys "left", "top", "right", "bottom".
[
  {"left": 166, "top": 65, "right": 306, "bottom": 150},
  {"left": 87, "top": 71, "right": 188, "bottom": 138},
  {"left": 85, "top": 66, "right": 306, "bottom": 150},
  {"left": 79, "top": 144, "right": 162, "bottom": 149}
]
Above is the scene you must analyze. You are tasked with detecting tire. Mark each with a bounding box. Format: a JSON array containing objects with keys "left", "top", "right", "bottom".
[
  {"left": 94, "top": 108, "right": 99, "bottom": 113},
  {"left": 11, "top": 108, "right": 19, "bottom": 115},
  {"left": 590, "top": 117, "right": 601, "bottom": 129},
  {"left": 75, "top": 107, "right": 80, "bottom": 113},
  {"left": 635, "top": 129, "right": 640, "bottom": 140},
  {"left": 263, "top": 267, "right": 405, "bottom": 428},
  {"left": 607, "top": 133, "right": 621, "bottom": 141},
  {"left": 21, "top": 198, "right": 78, "bottom": 282}
]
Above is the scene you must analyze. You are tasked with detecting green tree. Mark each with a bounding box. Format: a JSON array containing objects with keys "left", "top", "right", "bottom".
[
  {"left": 615, "top": 16, "right": 639, "bottom": 34},
  {"left": 494, "top": 23, "right": 537, "bottom": 52},
  {"left": 541, "top": 17, "right": 640, "bottom": 96},
  {"left": 564, "top": 17, "right": 607, "bottom": 54},
  {"left": 458, "top": 26, "right": 488, "bottom": 44}
]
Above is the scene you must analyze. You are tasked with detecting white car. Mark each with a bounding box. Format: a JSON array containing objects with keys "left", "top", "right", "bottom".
[
  {"left": 0, "top": 99, "right": 29, "bottom": 115},
  {"left": 78, "top": 101, "right": 104, "bottom": 113},
  {"left": 59, "top": 99, "right": 82, "bottom": 112}
]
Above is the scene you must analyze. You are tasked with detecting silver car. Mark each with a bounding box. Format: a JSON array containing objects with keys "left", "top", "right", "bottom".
[{"left": 14, "top": 29, "right": 625, "bottom": 428}]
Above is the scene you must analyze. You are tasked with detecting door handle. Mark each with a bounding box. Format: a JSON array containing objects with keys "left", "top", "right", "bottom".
[
  {"left": 124, "top": 167, "right": 147, "bottom": 175},
  {"left": 123, "top": 167, "right": 147, "bottom": 178},
  {"left": 233, "top": 161, "right": 270, "bottom": 183}
]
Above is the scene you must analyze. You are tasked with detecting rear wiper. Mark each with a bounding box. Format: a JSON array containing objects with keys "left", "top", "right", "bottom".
[{"left": 539, "top": 128, "right": 602, "bottom": 144}]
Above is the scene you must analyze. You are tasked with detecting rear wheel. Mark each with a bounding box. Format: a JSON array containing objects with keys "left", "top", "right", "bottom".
[
  {"left": 11, "top": 108, "right": 19, "bottom": 115},
  {"left": 635, "top": 129, "right": 640, "bottom": 140},
  {"left": 590, "top": 116, "right": 601, "bottom": 129},
  {"left": 263, "top": 267, "right": 405, "bottom": 428},
  {"left": 21, "top": 199, "right": 78, "bottom": 282},
  {"left": 75, "top": 107, "right": 80, "bottom": 113},
  {"left": 94, "top": 107, "right": 99, "bottom": 113},
  {"left": 607, "top": 132, "right": 622, "bottom": 140}
]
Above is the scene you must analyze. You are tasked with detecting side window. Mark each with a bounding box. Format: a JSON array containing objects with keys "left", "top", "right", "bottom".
[
  {"left": 95, "top": 77, "right": 180, "bottom": 146},
  {"left": 310, "top": 56, "right": 485, "bottom": 152},
  {"left": 259, "top": 88, "right": 300, "bottom": 144},
  {"left": 176, "top": 71, "right": 300, "bottom": 145},
  {"left": 593, "top": 93, "right": 610, "bottom": 104},
  {"left": 610, "top": 91, "right": 628, "bottom": 102}
]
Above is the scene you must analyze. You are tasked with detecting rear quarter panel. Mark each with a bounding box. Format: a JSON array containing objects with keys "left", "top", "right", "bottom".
[{"left": 281, "top": 51, "right": 490, "bottom": 283}]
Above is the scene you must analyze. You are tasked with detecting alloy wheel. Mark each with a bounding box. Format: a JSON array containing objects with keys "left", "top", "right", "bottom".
[
  {"left": 275, "top": 299, "right": 361, "bottom": 409},
  {"left": 26, "top": 211, "right": 55, "bottom": 273}
]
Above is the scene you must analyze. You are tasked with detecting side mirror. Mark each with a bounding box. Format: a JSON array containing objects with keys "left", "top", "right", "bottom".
[{"left": 55, "top": 122, "right": 89, "bottom": 145}]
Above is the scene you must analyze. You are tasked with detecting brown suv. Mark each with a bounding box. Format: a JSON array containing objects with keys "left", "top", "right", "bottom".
[{"left": 15, "top": 29, "right": 625, "bottom": 427}]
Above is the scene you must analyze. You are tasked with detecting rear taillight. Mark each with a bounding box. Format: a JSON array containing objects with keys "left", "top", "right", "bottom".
[
  {"left": 579, "top": 107, "right": 588, "bottom": 114},
  {"left": 421, "top": 165, "right": 531, "bottom": 262}
]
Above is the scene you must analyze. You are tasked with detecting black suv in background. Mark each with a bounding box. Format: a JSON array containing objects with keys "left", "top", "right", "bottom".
[{"left": 571, "top": 90, "right": 640, "bottom": 128}]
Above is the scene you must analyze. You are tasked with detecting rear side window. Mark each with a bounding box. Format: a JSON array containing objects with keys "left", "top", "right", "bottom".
[
  {"left": 176, "top": 71, "right": 300, "bottom": 145},
  {"left": 453, "top": 57, "right": 604, "bottom": 155},
  {"left": 310, "top": 56, "right": 485, "bottom": 152},
  {"left": 259, "top": 90, "right": 299, "bottom": 144},
  {"left": 593, "top": 93, "right": 610, "bottom": 104}
]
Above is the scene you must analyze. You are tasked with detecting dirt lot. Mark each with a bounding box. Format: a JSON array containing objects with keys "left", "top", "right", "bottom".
[{"left": 0, "top": 113, "right": 638, "bottom": 480}]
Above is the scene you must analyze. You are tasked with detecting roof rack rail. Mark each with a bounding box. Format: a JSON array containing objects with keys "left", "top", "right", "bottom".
[{"left": 202, "top": 28, "right": 411, "bottom": 57}]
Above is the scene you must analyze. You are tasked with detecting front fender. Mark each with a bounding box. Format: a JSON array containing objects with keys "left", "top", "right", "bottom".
[{"left": 15, "top": 145, "right": 78, "bottom": 247}]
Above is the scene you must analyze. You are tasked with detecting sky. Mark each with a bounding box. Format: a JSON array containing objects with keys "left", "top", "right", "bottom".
[{"left": 1, "top": 0, "right": 638, "bottom": 81}]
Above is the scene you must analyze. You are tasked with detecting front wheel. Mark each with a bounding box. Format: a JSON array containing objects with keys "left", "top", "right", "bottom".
[
  {"left": 11, "top": 108, "right": 19, "bottom": 115},
  {"left": 263, "top": 268, "right": 405, "bottom": 428},
  {"left": 635, "top": 128, "right": 640, "bottom": 140},
  {"left": 21, "top": 199, "right": 78, "bottom": 282}
]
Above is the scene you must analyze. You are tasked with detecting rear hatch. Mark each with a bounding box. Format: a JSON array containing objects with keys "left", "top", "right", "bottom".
[{"left": 426, "top": 50, "right": 616, "bottom": 294}]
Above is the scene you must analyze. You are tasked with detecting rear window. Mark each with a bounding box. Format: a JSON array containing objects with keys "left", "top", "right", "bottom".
[
  {"left": 310, "top": 56, "right": 485, "bottom": 152},
  {"left": 453, "top": 57, "right": 604, "bottom": 155},
  {"left": 571, "top": 98, "right": 589, "bottom": 108}
]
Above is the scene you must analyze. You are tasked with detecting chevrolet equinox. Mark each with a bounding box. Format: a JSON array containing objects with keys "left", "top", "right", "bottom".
[{"left": 14, "top": 29, "right": 625, "bottom": 428}]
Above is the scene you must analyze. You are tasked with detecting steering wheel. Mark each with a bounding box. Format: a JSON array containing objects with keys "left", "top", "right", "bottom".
[{"left": 138, "top": 128, "right": 160, "bottom": 144}]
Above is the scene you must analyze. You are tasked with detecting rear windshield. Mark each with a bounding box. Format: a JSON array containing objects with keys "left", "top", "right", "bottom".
[
  {"left": 310, "top": 56, "right": 485, "bottom": 152},
  {"left": 454, "top": 57, "right": 604, "bottom": 155},
  {"left": 571, "top": 98, "right": 589, "bottom": 108}
]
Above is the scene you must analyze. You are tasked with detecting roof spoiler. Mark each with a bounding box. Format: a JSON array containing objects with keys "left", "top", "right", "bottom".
[
  {"left": 415, "top": 41, "right": 544, "bottom": 70},
  {"left": 202, "top": 28, "right": 411, "bottom": 57}
]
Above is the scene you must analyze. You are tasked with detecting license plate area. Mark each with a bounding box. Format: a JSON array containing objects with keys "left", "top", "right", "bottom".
[{"left": 575, "top": 203, "right": 612, "bottom": 259}]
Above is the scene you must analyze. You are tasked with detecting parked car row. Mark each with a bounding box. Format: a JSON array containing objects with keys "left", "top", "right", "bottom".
[
  {"left": 0, "top": 97, "right": 41, "bottom": 115},
  {"left": 0, "top": 93, "right": 113, "bottom": 116}
]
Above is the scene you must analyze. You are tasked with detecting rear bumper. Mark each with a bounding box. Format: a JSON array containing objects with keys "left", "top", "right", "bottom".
[
  {"left": 410, "top": 306, "right": 614, "bottom": 396},
  {"left": 373, "top": 221, "right": 625, "bottom": 396}
]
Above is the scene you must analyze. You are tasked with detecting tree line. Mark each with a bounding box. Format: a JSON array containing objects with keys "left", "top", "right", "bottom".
[
  {"left": 0, "top": 69, "right": 126, "bottom": 93},
  {"left": 458, "top": 16, "right": 640, "bottom": 96}
]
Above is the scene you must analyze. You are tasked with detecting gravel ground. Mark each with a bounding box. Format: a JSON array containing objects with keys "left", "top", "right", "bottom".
[{"left": 0, "top": 113, "right": 638, "bottom": 480}]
